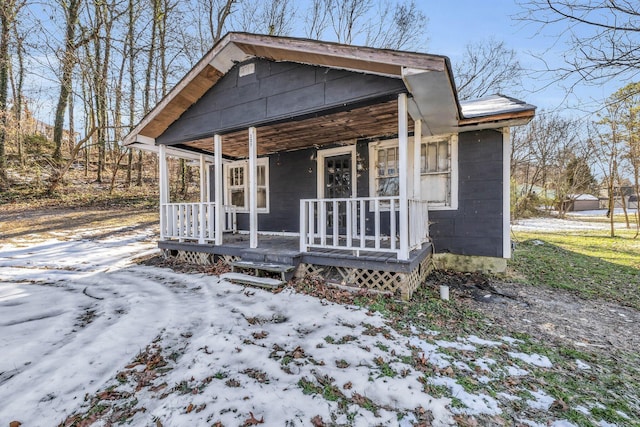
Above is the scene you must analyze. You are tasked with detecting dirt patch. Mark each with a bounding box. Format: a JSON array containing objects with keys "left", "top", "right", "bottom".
[
  {"left": 435, "top": 271, "right": 640, "bottom": 355},
  {"left": 0, "top": 206, "right": 158, "bottom": 244}
]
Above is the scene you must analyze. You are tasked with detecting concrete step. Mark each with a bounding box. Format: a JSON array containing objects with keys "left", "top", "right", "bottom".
[{"left": 220, "top": 272, "right": 285, "bottom": 290}]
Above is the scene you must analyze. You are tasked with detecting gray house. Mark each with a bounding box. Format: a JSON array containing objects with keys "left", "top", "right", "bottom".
[{"left": 124, "top": 33, "right": 535, "bottom": 299}]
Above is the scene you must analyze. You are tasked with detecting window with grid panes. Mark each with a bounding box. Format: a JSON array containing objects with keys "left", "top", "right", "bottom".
[
  {"left": 224, "top": 159, "right": 269, "bottom": 212},
  {"left": 420, "top": 137, "right": 451, "bottom": 206},
  {"left": 369, "top": 135, "right": 457, "bottom": 209}
]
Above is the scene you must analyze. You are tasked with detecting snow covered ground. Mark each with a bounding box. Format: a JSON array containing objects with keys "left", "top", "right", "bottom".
[
  {"left": 511, "top": 209, "right": 636, "bottom": 232},
  {"left": 0, "top": 221, "right": 623, "bottom": 426}
]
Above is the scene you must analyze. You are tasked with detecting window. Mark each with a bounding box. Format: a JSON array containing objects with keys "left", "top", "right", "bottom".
[
  {"left": 224, "top": 158, "right": 269, "bottom": 212},
  {"left": 375, "top": 145, "right": 399, "bottom": 197},
  {"left": 369, "top": 135, "right": 458, "bottom": 210},
  {"left": 420, "top": 135, "right": 457, "bottom": 208}
]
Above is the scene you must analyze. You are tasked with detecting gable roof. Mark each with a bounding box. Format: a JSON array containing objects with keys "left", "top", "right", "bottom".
[{"left": 124, "top": 33, "right": 535, "bottom": 156}]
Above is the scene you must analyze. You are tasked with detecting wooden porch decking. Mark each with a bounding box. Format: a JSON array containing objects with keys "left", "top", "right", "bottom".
[{"left": 158, "top": 234, "right": 432, "bottom": 273}]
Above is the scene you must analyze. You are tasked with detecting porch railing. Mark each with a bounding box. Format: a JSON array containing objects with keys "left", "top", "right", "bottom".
[
  {"left": 161, "top": 202, "right": 237, "bottom": 243},
  {"left": 299, "top": 197, "right": 429, "bottom": 258}
]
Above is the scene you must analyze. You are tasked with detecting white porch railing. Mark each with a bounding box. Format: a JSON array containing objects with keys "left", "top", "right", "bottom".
[
  {"left": 161, "top": 202, "right": 237, "bottom": 243},
  {"left": 299, "top": 197, "right": 429, "bottom": 258}
]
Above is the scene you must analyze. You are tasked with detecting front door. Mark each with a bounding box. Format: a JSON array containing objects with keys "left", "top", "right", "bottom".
[{"left": 324, "top": 154, "right": 352, "bottom": 232}]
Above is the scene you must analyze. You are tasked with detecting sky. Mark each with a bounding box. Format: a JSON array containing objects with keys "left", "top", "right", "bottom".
[
  {"left": 19, "top": 0, "right": 632, "bottom": 127},
  {"left": 423, "top": 0, "right": 624, "bottom": 119}
]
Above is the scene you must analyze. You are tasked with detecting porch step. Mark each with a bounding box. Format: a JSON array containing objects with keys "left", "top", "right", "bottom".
[
  {"left": 220, "top": 272, "right": 285, "bottom": 290},
  {"left": 231, "top": 260, "right": 297, "bottom": 281}
]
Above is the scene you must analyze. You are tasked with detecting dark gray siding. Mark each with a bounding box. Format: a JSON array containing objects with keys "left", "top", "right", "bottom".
[
  {"left": 429, "top": 129, "right": 505, "bottom": 257},
  {"left": 158, "top": 59, "right": 406, "bottom": 146},
  {"left": 209, "top": 129, "right": 505, "bottom": 258},
  {"left": 211, "top": 148, "right": 317, "bottom": 233}
]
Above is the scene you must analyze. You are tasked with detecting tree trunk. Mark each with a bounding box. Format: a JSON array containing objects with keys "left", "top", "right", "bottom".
[
  {"left": 0, "top": 0, "right": 12, "bottom": 186},
  {"left": 52, "top": 0, "right": 82, "bottom": 164}
]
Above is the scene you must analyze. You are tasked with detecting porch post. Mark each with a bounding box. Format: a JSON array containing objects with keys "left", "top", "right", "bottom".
[
  {"left": 249, "top": 127, "right": 258, "bottom": 249},
  {"left": 413, "top": 119, "right": 422, "bottom": 200},
  {"left": 398, "top": 93, "right": 409, "bottom": 260},
  {"left": 158, "top": 144, "right": 168, "bottom": 241},
  {"left": 199, "top": 154, "right": 207, "bottom": 202},
  {"left": 214, "top": 134, "right": 223, "bottom": 246},
  {"left": 198, "top": 154, "right": 206, "bottom": 243}
]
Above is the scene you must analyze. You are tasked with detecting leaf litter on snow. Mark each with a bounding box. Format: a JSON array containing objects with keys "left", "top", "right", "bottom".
[{"left": 1, "top": 230, "right": 632, "bottom": 426}]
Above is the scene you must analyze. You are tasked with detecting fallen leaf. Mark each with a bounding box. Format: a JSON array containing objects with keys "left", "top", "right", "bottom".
[
  {"left": 10, "top": 421, "right": 22, "bottom": 427},
  {"left": 551, "top": 398, "right": 568, "bottom": 411},
  {"left": 186, "top": 403, "right": 194, "bottom": 413},
  {"left": 311, "top": 415, "right": 325, "bottom": 426},
  {"left": 243, "top": 411, "right": 264, "bottom": 426},
  {"left": 343, "top": 381, "right": 352, "bottom": 390}
]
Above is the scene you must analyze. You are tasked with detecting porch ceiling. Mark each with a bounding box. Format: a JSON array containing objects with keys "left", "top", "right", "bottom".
[{"left": 179, "top": 99, "right": 413, "bottom": 158}]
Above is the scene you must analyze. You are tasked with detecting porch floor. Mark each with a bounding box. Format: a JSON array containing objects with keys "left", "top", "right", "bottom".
[{"left": 159, "top": 234, "right": 432, "bottom": 273}]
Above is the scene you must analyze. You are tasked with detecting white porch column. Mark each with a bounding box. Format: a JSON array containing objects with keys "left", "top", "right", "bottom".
[
  {"left": 158, "top": 144, "right": 168, "bottom": 241},
  {"left": 198, "top": 154, "right": 207, "bottom": 244},
  {"left": 214, "top": 134, "right": 223, "bottom": 246},
  {"left": 248, "top": 127, "right": 258, "bottom": 249},
  {"left": 413, "top": 119, "right": 422, "bottom": 200},
  {"left": 398, "top": 93, "right": 409, "bottom": 260},
  {"left": 199, "top": 154, "right": 207, "bottom": 202}
]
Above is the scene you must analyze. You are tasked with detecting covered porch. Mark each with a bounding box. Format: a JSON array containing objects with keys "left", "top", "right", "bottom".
[{"left": 154, "top": 92, "right": 430, "bottom": 263}]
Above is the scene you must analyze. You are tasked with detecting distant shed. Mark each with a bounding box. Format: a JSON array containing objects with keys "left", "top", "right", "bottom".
[{"left": 564, "top": 194, "right": 599, "bottom": 211}]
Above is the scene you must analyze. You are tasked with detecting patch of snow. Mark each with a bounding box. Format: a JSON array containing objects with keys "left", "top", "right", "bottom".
[
  {"left": 501, "top": 336, "right": 523, "bottom": 345},
  {"left": 428, "top": 376, "right": 501, "bottom": 416},
  {"left": 475, "top": 358, "right": 496, "bottom": 374},
  {"left": 575, "top": 405, "right": 590, "bottom": 415},
  {"left": 511, "top": 217, "right": 609, "bottom": 232},
  {"left": 434, "top": 340, "right": 476, "bottom": 351},
  {"left": 497, "top": 392, "right": 520, "bottom": 401},
  {"left": 408, "top": 337, "right": 453, "bottom": 369},
  {"left": 466, "top": 335, "right": 502, "bottom": 347},
  {"left": 526, "top": 389, "right": 555, "bottom": 410},
  {"left": 517, "top": 420, "right": 578, "bottom": 427},
  {"left": 506, "top": 365, "right": 529, "bottom": 377},
  {"left": 575, "top": 359, "right": 591, "bottom": 370},
  {"left": 508, "top": 352, "right": 553, "bottom": 368}
]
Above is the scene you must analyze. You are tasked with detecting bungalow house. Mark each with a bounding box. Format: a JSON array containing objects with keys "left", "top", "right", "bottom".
[{"left": 123, "top": 33, "right": 535, "bottom": 299}]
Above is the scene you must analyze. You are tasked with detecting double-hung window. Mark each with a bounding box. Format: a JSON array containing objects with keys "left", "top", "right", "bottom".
[
  {"left": 224, "top": 158, "right": 269, "bottom": 213},
  {"left": 369, "top": 134, "right": 458, "bottom": 210},
  {"left": 420, "top": 135, "right": 457, "bottom": 209}
]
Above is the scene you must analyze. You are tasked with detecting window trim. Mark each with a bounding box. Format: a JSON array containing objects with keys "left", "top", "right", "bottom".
[
  {"left": 421, "top": 134, "right": 458, "bottom": 211},
  {"left": 368, "top": 134, "right": 458, "bottom": 210},
  {"left": 223, "top": 157, "right": 269, "bottom": 213}
]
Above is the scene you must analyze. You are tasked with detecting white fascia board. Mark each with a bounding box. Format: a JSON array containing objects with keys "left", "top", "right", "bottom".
[
  {"left": 209, "top": 42, "right": 253, "bottom": 73},
  {"left": 128, "top": 141, "right": 216, "bottom": 163}
]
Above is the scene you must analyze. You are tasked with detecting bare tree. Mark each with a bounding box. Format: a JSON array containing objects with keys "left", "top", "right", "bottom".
[
  {"left": 52, "top": 0, "right": 84, "bottom": 163},
  {"left": 0, "top": 0, "right": 24, "bottom": 186},
  {"left": 303, "top": 0, "right": 329, "bottom": 39},
  {"left": 365, "top": 0, "right": 427, "bottom": 51},
  {"left": 234, "top": 0, "right": 294, "bottom": 36},
  {"left": 602, "top": 82, "right": 640, "bottom": 235},
  {"left": 455, "top": 38, "right": 523, "bottom": 100},
  {"left": 511, "top": 112, "right": 584, "bottom": 217},
  {"left": 519, "top": 0, "right": 640, "bottom": 83}
]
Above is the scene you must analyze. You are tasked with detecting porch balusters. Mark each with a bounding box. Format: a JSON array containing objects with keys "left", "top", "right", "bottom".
[{"left": 300, "top": 197, "right": 425, "bottom": 257}]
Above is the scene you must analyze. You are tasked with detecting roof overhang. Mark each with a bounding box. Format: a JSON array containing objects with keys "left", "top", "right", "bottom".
[{"left": 123, "top": 33, "right": 535, "bottom": 156}]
